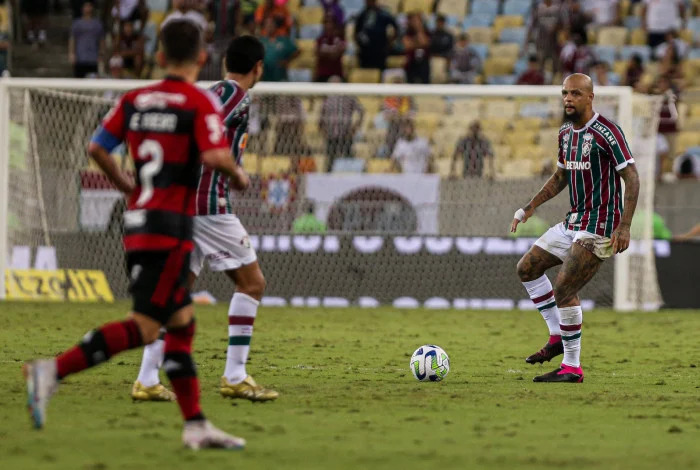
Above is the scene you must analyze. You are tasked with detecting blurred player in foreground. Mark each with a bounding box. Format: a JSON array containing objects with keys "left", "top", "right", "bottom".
[
  {"left": 24, "top": 20, "right": 249, "bottom": 449},
  {"left": 512, "top": 74, "right": 640, "bottom": 383},
  {"left": 132, "top": 35, "right": 279, "bottom": 403}
]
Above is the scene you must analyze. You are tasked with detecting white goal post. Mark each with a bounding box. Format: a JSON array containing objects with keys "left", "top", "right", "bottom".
[{"left": 0, "top": 78, "right": 661, "bottom": 310}]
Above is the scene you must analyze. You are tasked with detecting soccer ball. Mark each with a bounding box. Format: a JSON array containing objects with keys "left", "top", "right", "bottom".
[{"left": 409, "top": 345, "right": 450, "bottom": 382}]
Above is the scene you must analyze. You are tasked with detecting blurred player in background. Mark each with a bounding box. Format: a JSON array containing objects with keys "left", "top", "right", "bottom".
[
  {"left": 24, "top": 20, "right": 249, "bottom": 449},
  {"left": 132, "top": 35, "right": 279, "bottom": 403},
  {"left": 512, "top": 74, "right": 640, "bottom": 383}
]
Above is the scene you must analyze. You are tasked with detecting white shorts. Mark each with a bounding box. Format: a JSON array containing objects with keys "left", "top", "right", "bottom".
[
  {"left": 534, "top": 222, "right": 614, "bottom": 261},
  {"left": 190, "top": 214, "right": 257, "bottom": 276}
]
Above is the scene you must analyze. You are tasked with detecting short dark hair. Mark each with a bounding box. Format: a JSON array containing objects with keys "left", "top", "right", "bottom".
[
  {"left": 160, "top": 20, "right": 202, "bottom": 65},
  {"left": 225, "top": 35, "right": 265, "bottom": 74}
]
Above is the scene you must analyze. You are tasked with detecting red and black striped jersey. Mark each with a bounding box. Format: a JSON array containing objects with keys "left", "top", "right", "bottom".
[
  {"left": 556, "top": 113, "right": 635, "bottom": 238},
  {"left": 92, "top": 76, "right": 229, "bottom": 252}
]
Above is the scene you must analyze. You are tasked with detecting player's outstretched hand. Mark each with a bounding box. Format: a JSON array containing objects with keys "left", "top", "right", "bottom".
[
  {"left": 610, "top": 225, "right": 631, "bottom": 254},
  {"left": 510, "top": 206, "right": 534, "bottom": 233}
]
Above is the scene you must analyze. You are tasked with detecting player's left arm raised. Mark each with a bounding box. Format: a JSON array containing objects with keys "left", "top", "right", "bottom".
[{"left": 611, "top": 163, "right": 640, "bottom": 254}]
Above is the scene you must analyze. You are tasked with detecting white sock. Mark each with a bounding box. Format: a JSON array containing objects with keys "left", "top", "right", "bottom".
[
  {"left": 224, "top": 293, "right": 259, "bottom": 384},
  {"left": 522, "top": 275, "right": 561, "bottom": 336},
  {"left": 136, "top": 328, "right": 165, "bottom": 387},
  {"left": 559, "top": 306, "right": 583, "bottom": 368}
]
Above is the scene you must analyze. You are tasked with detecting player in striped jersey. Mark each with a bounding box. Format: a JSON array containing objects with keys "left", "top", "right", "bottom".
[
  {"left": 511, "top": 74, "right": 641, "bottom": 383},
  {"left": 132, "top": 35, "right": 279, "bottom": 402}
]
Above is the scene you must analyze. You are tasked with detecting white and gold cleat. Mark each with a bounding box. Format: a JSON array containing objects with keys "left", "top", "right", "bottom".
[
  {"left": 131, "top": 381, "right": 176, "bottom": 402},
  {"left": 183, "top": 420, "right": 245, "bottom": 450},
  {"left": 220, "top": 375, "right": 279, "bottom": 402}
]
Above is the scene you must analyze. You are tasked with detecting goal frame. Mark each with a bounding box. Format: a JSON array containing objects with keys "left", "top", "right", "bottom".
[{"left": 0, "top": 78, "right": 639, "bottom": 309}]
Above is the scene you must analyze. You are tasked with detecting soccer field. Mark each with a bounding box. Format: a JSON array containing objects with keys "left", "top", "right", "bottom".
[{"left": 1, "top": 302, "right": 699, "bottom": 470}]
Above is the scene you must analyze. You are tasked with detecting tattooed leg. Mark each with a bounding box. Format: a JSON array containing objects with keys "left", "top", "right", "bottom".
[{"left": 517, "top": 246, "right": 562, "bottom": 282}]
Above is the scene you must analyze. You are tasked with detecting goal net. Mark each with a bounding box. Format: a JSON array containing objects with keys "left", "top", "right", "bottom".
[{"left": 0, "top": 79, "right": 662, "bottom": 310}]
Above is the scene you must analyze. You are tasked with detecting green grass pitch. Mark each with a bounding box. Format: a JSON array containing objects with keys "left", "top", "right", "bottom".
[{"left": 1, "top": 302, "right": 699, "bottom": 470}]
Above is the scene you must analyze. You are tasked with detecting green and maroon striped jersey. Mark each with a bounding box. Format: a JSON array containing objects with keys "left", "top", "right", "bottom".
[
  {"left": 196, "top": 79, "right": 250, "bottom": 215},
  {"left": 556, "top": 113, "right": 635, "bottom": 238}
]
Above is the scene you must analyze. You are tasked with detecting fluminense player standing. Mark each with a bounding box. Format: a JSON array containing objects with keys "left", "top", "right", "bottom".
[
  {"left": 24, "top": 20, "right": 249, "bottom": 448},
  {"left": 512, "top": 74, "right": 640, "bottom": 383},
  {"left": 131, "top": 35, "right": 278, "bottom": 403}
]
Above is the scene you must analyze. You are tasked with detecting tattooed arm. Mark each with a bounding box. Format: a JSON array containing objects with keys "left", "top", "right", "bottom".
[
  {"left": 510, "top": 167, "right": 568, "bottom": 233},
  {"left": 611, "top": 163, "right": 640, "bottom": 253}
]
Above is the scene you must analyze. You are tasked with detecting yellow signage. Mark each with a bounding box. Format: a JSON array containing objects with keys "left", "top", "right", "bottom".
[{"left": 4, "top": 269, "right": 114, "bottom": 302}]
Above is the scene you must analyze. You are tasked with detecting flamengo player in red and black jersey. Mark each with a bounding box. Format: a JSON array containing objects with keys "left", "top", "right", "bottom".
[
  {"left": 511, "top": 74, "right": 641, "bottom": 383},
  {"left": 23, "top": 20, "right": 249, "bottom": 449},
  {"left": 132, "top": 36, "right": 279, "bottom": 404}
]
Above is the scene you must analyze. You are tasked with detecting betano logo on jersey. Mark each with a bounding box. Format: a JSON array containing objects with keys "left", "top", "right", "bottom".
[{"left": 566, "top": 160, "right": 592, "bottom": 170}]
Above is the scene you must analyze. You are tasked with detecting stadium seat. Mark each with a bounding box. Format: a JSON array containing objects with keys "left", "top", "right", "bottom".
[
  {"left": 592, "top": 45, "right": 617, "bottom": 65},
  {"left": 499, "top": 27, "right": 527, "bottom": 44},
  {"left": 597, "top": 27, "right": 628, "bottom": 46},
  {"left": 261, "top": 156, "right": 292, "bottom": 175},
  {"left": 512, "top": 117, "right": 543, "bottom": 132},
  {"left": 414, "top": 96, "right": 448, "bottom": 114},
  {"left": 513, "top": 56, "right": 528, "bottom": 75},
  {"left": 471, "top": 43, "right": 489, "bottom": 61},
  {"left": 688, "top": 17, "right": 700, "bottom": 35},
  {"left": 492, "top": 144, "right": 512, "bottom": 163},
  {"left": 148, "top": 10, "right": 167, "bottom": 28},
  {"left": 435, "top": 157, "right": 456, "bottom": 178},
  {"left": 623, "top": 16, "right": 642, "bottom": 30},
  {"left": 513, "top": 145, "right": 545, "bottom": 162},
  {"left": 468, "top": 27, "right": 494, "bottom": 44},
  {"left": 612, "top": 60, "right": 628, "bottom": 77},
  {"left": 298, "top": 7, "right": 324, "bottom": 25},
  {"left": 382, "top": 0, "right": 401, "bottom": 13},
  {"left": 484, "top": 99, "right": 517, "bottom": 118},
  {"left": 489, "top": 43, "right": 520, "bottom": 59},
  {"left": 403, "top": 0, "right": 432, "bottom": 14},
  {"left": 676, "top": 131, "right": 700, "bottom": 151},
  {"left": 519, "top": 101, "right": 551, "bottom": 118},
  {"left": 482, "top": 117, "right": 510, "bottom": 132},
  {"left": 146, "top": 0, "right": 169, "bottom": 12},
  {"left": 483, "top": 57, "right": 515, "bottom": 76},
  {"left": 471, "top": 0, "right": 499, "bottom": 17},
  {"left": 288, "top": 68, "right": 313, "bottom": 82},
  {"left": 431, "top": 57, "right": 449, "bottom": 84},
  {"left": 462, "top": 14, "right": 495, "bottom": 29},
  {"left": 332, "top": 158, "right": 366, "bottom": 173},
  {"left": 500, "top": 159, "right": 535, "bottom": 178},
  {"left": 437, "top": 0, "right": 468, "bottom": 17},
  {"left": 493, "top": 16, "right": 524, "bottom": 34},
  {"left": 242, "top": 153, "right": 258, "bottom": 175},
  {"left": 414, "top": 113, "right": 441, "bottom": 133},
  {"left": 451, "top": 99, "right": 483, "bottom": 121},
  {"left": 620, "top": 45, "right": 651, "bottom": 62},
  {"left": 628, "top": 29, "right": 647, "bottom": 46},
  {"left": 503, "top": 0, "right": 531, "bottom": 16},
  {"left": 367, "top": 158, "right": 394, "bottom": 174},
  {"left": 349, "top": 68, "right": 382, "bottom": 83},
  {"left": 304, "top": 0, "right": 322, "bottom": 6},
  {"left": 353, "top": 142, "right": 377, "bottom": 160},
  {"left": 505, "top": 131, "right": 537, "bottom": 147},
  {"left": 300, "top": 24, "right": 323, "bottom": 39},
  {"left": 486, "top": 75, "right": 517, "bottom": 85}
]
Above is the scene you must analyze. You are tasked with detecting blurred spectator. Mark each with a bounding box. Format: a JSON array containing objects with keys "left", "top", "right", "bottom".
[
  {"left": 199, "top": 22, "right": 223, "bottom": 80},
  {"left": 527, "top": 0, "right": 565, "bottom": 79},
  {"left": 318, "top": 76, "right": 365, "bottom": 171},
  {"left": 563, "top": 0, "right": 590, "bottom": 43},
  {"left": 23, "top": 0, "right": 50, "bottom": 45},
  {"left": 274, "top": 96, "right": 311, "bottom": 169},
  {"left": 236, "top": 0, "right": 260, "bottom": 35},
  {"left": 560, "top": 32, "right": 594, "bottom": 76},
  {"left": 315, "top": 15, "right": 346, "bottom": 82},
  {"left": 354, "top": 0, "right": 398, "bottom": 70},
  {"left": 430, "top": 14, "right": 454, "bottom": 58},
  {"left": 114, "top": 20, "right": 144, "bottom": 77},
  {"left": 391, "top": 119, "right": 432, "bottom": 174},
  {"left": 624, "top": 54, "right": 644, "bottom": 89},
  {"left": 449, "top": 33, "right": 481, "bottom": 84},
  {"left": 162, "top": 0, "right": 208, "bottom": 30},
  {"left": 517, "top": 55, "right": 546, "bottom": 85},
  {"left": 292, "top": 200, "right": 327, "bottom": 233},
  {"left": 655, "top": 74, "right": 679, "bottom": 173},
  {"left": 70, "top": 2, "right": 104, "bottom": 78},
  {"left": 641, "top": 0, "right": 685, "bottom": 49},
  {"left": 451, "top": 121, "right": 495, "bottom": 178},
  {"left": 657, "top": 31, "right": 687, "bottom": 84},
  {"left": 591, "top": 60, "right": 619, "bottom": 86},
  {"left": 673, "top": 223, "right": 700, "bottom": 241},
  {"left": 111, "top": 0, "right": 148, "bottom": 33},
  {"left": 255, "top": 0, "right": 292, "bottom": 38},
  {"left": 582, "top": 0, "right": 619, "bottom": 27},
  {"left": 403, "top": 12, "right": 431, "bottom": 84},
  {"left": 260, "top": 17, "right": 299, "bottom": 81},
  {"left": 673, "top": 153, "right": 700, "bottom": 180},
  {"left": 321, "top": 0, "right": 345, "bottom": 27},
  {"left": 382, "top": 75, "right": 415, "bottom": 154},
  {"left": 108, "top": 54, "right": 124, "bottom": 79}
]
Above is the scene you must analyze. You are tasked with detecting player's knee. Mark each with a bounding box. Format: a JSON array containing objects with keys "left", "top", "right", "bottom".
[
  {"left": 238, "top": 273, "right": 266, "bottom": 300},
  {"left": 516, "top": 257, "right": 536, "bottom": 281},
  {"left": 553, "top": 284, "right": 575, "bottom": 307},
  {"left": 138, "top": 323, "right": 161, "bottom": 344}
]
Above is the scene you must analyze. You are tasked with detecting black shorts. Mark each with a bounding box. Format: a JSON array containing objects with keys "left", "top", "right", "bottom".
[{"left": 127, "top": 249, "right": 192, "bottom": 324}]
